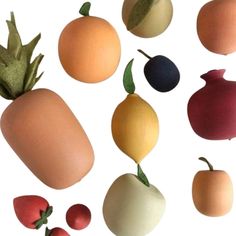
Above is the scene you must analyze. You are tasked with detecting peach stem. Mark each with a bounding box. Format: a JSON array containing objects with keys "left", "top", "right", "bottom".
[{"left": 199, "top": 157, "right": 214, "bottom": 171}]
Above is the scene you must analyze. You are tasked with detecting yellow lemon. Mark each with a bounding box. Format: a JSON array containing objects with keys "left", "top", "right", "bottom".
[{"left": 112, "top": 93, "right": 159, "bottom": 163}]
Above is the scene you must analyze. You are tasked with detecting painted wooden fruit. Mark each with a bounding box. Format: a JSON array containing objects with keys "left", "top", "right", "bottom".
[
  {"left": 197, "top": 0, "right": 236, "bottom": 55},
  {"left": 192, "top": 157, "right": 233, "bottom": 217},
  {"left": 138, "top": 49, "right": 180, "bottom": 92},
  {"left": 122, "top": 0, "right": 173, "bottom": 38},
  {"left": 58, "top": 2, "right": 121, "bottom": 83},
  {"left": 187, "top": 69, "right": 236, "bottom": 140},
  {"left": 0, "top": 13, "right": 94, "bottom": 189},
  {"left": 111, "top": 59, "right": 159, "bottom": 164},
  {"left": 103, "top": 166, "right": 165, "bottom": 235}
]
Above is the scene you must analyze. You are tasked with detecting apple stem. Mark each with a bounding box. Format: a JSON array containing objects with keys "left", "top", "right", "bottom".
[
  {"left": 138, "top": 49, "right": 152, "bottom": 60},
  {"left": 199, "top": 157, "right": 214, "bottom": 171},
  {"left": 137, "top": 164, "right": 150, "bottom": 187},
  {"left": 79, "top": 2, "right": 91, "bottom": 16}
]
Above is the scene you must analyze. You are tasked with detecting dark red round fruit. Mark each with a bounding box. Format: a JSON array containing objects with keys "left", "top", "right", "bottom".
[
  {"left": 66, "top": 204, "right": 91, "bottom": 230},
  {"left": 45, "top": 227, "right": 70, "bottom": 236},
  {"left": 188, "top": 69, "right": 236, "bottom": 140}
]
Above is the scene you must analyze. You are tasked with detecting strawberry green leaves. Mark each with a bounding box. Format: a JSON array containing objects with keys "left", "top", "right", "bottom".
[
  {"left": 127, "top": 0, "right": 154, "bottom": 30},
  {"left": 0, "top": 12, "right": 43, "bottom": 100},
  {"left": 123, "top": 59, "right": 135, "bottom": 94},
  {"left": 34, "top": 206, "right": 53, "bottom": 229}
]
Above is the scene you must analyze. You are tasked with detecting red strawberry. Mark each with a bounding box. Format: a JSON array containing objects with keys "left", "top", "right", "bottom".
[
  {"left": 13, "top": 195, "right": 53, "bottom": 229},
  {"left": 45, "top": 227, "right": 70, "bottom": 236}
]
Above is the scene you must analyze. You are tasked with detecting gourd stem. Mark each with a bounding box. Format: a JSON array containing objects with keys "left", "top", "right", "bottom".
[
  {"left": 138, "top": 49, "right": 152, "bottom": 59},
  {"left": 199, "top": 157, "right": 214, "bottom": 171}
]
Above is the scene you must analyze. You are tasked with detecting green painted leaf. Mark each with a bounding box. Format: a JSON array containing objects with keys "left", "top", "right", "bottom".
[
  {"left": 0, "top": 57, "right": 7, "bottom": 67},
  {"left": 45, "top": 227, "right": 51, "bottom": 236},
  {"left": 79, "top": 2, "right": 91, "bottom": 16},
  {"left": 23, "top": 34, "right": 41, "bottom": 64},
  {"left": 137, "top": 164, "right": 150, "bottom": 187},
  {"left": 0, "top": 77, "right": 15, "bottom": 98},
  {"left": 0, "top": 46, "right": 28, "bottom": 98},
  {"left": 6, "top": 20, "right": 22, "bottom": 59},
  {"left": 10, "top": 12, "right": 16, "bottom": 27},
  {"left": 123, "top": 58, "right": 135, "bottom": 94},
  {"left": 35, "top": 71, "right": 44, "bottom": 84},
  {"left": 0, "top": 83, "right": 11, "bottom": 99},
  {"left": 127, "top": 0, "right": 154, "bottom": 30},
  {"left": 0, "top": 45, "right": 14, "bottom": 65},
  {"left": 45, "top": 206, "right": 53, "bottom": 217},
  {"left": 0, "top": 13, "right": 43, "bottom": 100},
  {"left": 34, "top": 206, "right": 53, "bottom": 230},
  {"left": 24, "top": 54, "right": 44, "bottom": 92}
]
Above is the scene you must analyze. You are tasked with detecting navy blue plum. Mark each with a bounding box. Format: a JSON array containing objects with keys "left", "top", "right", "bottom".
[{"left": 139, "top": 50, "right": 180, "bottom": 92}]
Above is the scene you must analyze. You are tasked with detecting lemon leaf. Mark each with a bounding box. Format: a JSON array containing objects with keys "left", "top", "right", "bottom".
[
  {"left": 137, "top": 164, "right": 150, "bottom": 187},
  {"left": 79, "top": 2, "right": 91, "bottom": 16},
  {"left": 123, "top": 58, "right": 135, "bottom": 94},
  {"left": 127, "top": 0, "right": 154, "bottom": 30}
]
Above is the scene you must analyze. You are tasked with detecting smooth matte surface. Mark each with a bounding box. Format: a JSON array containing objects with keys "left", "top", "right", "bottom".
[{"left": 0, "top": 0, "right": 236, "bottom": 235}]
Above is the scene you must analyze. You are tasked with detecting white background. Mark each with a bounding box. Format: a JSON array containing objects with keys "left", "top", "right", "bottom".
[{"left": 0, "top": 0, "right": 236, "bottom": 235}]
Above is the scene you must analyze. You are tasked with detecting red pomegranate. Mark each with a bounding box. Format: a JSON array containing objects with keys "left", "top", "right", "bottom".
[{"left": 187, "top": 69, "right": 236, "bottom": 140}]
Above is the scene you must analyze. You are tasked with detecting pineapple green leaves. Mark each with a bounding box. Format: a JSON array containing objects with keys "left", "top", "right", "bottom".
[{"left": 0, "top": 12, "right": 43, "bottom": 100}]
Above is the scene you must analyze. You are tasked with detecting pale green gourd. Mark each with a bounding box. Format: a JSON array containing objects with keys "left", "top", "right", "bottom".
[{"left": 122, "top": 0, "right": 173, "bottom": 38}]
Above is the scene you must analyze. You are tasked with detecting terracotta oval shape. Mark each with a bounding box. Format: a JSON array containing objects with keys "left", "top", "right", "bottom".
[
  {"left": 192, "top": 170, "right": 233, "bottom": 216},
  {"left": 0, "top": 88, "right": 94, "bottom": 189}
]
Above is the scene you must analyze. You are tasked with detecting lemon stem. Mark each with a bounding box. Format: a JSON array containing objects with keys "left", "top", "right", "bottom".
[
  {"left": 79, "top": 2, "right": 91, "bottom": 16},
  {"left": 137, "top": 164, "right": 150, "bottom": 187},
  {"left": 138, "top": 49, "right": 152, "bottom": 60},
  {"left": 199, "top": 157, "right": 214, "bottom": 171}
]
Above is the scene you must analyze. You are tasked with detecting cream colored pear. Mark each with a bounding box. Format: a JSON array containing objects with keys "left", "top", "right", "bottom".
[
  {"left": 103, "top": 170, "right": 165, "bottom": 236},
  {"left": 122, "top": 0, "right": 173, "bottom": 38}
]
